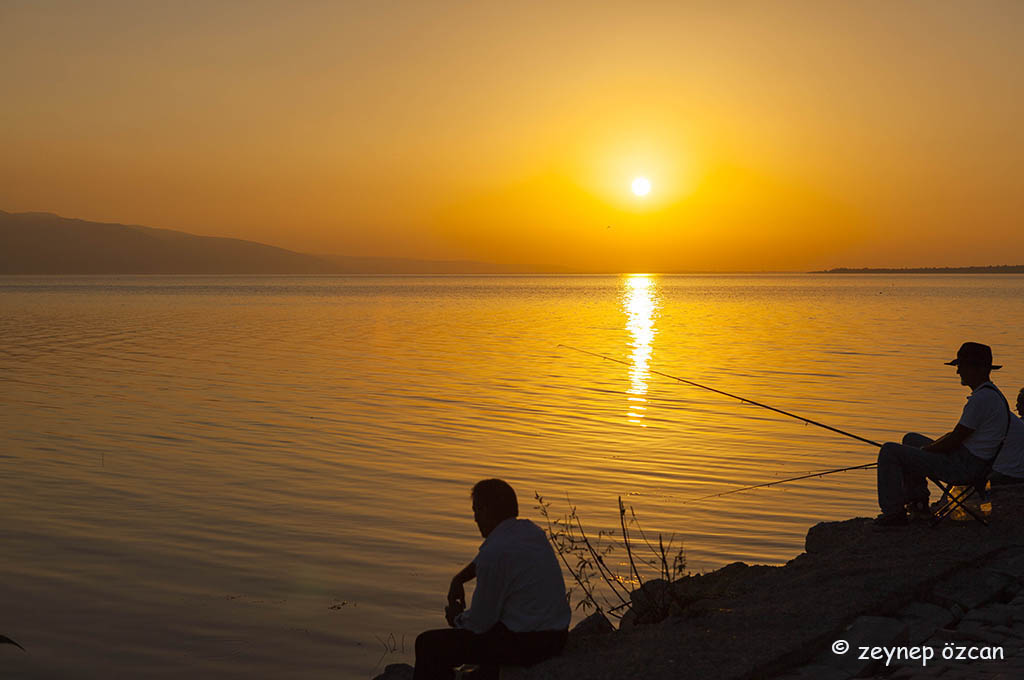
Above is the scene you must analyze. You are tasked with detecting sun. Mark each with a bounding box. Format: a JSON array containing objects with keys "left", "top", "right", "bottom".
[{"left": 631, "top": 177, "right": 651, "bottom": 197}]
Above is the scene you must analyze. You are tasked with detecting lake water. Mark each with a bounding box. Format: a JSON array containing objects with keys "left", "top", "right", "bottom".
[{"left": 2, "top": 274, "right": 1023, "bottom": 678}]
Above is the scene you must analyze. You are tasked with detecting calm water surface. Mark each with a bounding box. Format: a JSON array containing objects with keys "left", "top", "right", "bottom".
[{"left": 2, "top": 274, "right": 1023, "bottom": 678}]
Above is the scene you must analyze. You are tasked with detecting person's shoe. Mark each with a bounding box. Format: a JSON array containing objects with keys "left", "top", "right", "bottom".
[
  {"left": 906, "top": 499, "right": 932, "bottom": 520},
  {"left": 873, "top": 511, "right": 909, "bottom": 527}
]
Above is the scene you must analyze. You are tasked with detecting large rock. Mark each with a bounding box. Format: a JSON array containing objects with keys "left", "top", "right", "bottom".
[
  {"left": 982, "top": 546, "right": 1024, "bottom": 585},
  {"left": 931, "top": 567, "right": 1014, "bottom": 610},
  {"left": 961, "top": 603, "right": 1016, "bottom": 627},
  {"left": 811, "top": 615, "right": 908, "bottom": 678},
  {"left": 895, "top": 601, "right": 955, "bottom": 644},
  {"left": 571, "top": 612, "right": 614, "bottom": 636},
  {"left": 372, "top": 663, "right": 413, "bottom": 680},
  {"left": 804, "top": 520, "right": 851, "bottom": 555},
  {"left": 624, "top": 563, "right": 775, "bottom": 626},
  {"left": 630, "top": 579, "right": 673, "bottom": 624}
]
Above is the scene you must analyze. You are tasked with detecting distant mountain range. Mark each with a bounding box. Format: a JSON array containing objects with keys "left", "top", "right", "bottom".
[
  {"left": 0, "top": 211, "right": 567, "bottom": 275},
  {"left": 816, "top": 266, "right": 1024, "bottom": 274},
  {"left": 6, "top": 211, "right": 1021, "bottom": 276}
]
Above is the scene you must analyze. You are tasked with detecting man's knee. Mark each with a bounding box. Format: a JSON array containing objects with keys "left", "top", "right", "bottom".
[
  {"left": 416, "top": 628, "right": 452, "bottom": 658},
  {"left": 902, "top": 432, "right": 931, "bottom": 447},
  {"left": 416, "top": 630, "right": 430, "bottom": 656},
  {"left": 878, "top": 442, "right": 902, "bottom": 465}
]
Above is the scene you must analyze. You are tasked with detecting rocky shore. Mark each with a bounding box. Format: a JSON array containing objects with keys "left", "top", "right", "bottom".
[{"left": 375, "top": 484, "right": 1024, "bottom": 680}]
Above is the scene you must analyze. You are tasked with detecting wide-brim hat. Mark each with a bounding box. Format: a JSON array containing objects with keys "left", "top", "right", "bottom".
[{"left": 945, "top": 342, "right": 1002, "bottom": 370}]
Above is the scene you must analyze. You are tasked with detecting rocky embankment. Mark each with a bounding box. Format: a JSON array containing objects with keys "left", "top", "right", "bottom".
[{"left": 376, "top": 486, "right": 1024, "bottom": 680}]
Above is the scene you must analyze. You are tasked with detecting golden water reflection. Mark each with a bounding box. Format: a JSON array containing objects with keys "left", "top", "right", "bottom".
[{"left": 622, "top": 274, "right": 659, "bottom": 425}]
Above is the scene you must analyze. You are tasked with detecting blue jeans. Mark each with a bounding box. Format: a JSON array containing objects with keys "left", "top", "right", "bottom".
[{"left": 876, "top": 433, "right": 990, "bottom": 515}]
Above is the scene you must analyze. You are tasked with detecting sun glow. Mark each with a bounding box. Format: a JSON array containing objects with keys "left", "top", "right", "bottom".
[{"left": 631, "top": 177, "right": 652, "bottom": 196}]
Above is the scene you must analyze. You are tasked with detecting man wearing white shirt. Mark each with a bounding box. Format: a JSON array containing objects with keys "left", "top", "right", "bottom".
[
  {"left": 414, "top": 479, "right": 571, "bottom": 680},
  {"left": 875, "top": 342, "right": 1011, "bottom": 526}
]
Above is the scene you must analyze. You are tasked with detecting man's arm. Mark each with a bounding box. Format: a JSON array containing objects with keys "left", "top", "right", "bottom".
[
  {"left": 445, "top": 561, "right": 476, "bottom": 627},
  {"left": 922, "top": 424, "right": 974, "bottom": 453},
  {"left": 452, "top": 558, "right": 504, "bottom": 634}
]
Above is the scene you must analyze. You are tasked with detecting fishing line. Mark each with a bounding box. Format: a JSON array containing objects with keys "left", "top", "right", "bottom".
[
  {"left": 682, "top": 462, "right": 878, "bottom": 503},
  {"left": 558, "top": 344, "right": 882, "bottom": 501},
  {"left": 559, "top": 344, "right": 881, "bottom": 448}
]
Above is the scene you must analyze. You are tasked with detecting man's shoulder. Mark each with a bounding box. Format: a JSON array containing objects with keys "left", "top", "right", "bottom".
[
  {"left": 479, "top": 519, "right": 549, "bottom": 556},
  {"left": 976, "top": 382, "right": 1005, "bottom": 396},
  {"left": 510, "top": 518, "right": 549, "bottom": 544},
  {"left": 969, "top": 384, "right": 1005, "bottom": 407},
  {"left": 511, "top": 517, "right": 545, "bottom": 535}
]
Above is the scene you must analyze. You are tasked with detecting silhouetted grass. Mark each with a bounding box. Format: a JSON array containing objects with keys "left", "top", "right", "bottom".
[{"left": 534, "top": 492, "right": 686, "bottom": 621}]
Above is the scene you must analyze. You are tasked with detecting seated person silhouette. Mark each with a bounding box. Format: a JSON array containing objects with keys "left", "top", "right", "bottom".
[
  {"left": 990, "top": 386, "right": 1024, "bottom": 485},
  {"left": 414, "top": 479, "right": 571, "bottom": 680},
  {"left": 874, "top": 342, "right": 1011, "bottom": 526}
]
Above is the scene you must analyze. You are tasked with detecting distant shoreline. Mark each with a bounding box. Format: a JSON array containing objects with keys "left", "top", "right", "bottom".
[
  {"left": 814, "top": 265, "right": 1024, "bottom": 274},
  {"left": 5, "top": 269, "right": 1024, "bottom": 277}
]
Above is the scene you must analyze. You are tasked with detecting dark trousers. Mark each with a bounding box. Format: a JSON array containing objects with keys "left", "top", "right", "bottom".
[
  {"left": 414, "top": 622, "right": 567, "bottom": 680},
  {"left": 876, "top": 432, "right": 989, "bottom": 515},
  {"left": 991, "top": 471, "right": 1024, "bottom": 486}
]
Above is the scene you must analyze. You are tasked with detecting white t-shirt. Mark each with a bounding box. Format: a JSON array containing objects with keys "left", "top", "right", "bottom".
[
  {"left": 993, "top": 414, "right": 1024, "bottom": 478},
  {"left": 958, "top": 382, "right": 1010, "bottom": 461},
  {"left": 454, "top": 518, "right": 571, "bottom": 634}
]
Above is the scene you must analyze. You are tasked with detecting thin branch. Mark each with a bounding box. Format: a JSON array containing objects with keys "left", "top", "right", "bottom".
[
  {"left": 536, "top": 493, "right": 605, "bottom": 615},
  {"left": 572, "top": 510, "right": 632, "bottom": 605},
  {"left": 619, "top": 496, "right": 643, "bottom": 589}
]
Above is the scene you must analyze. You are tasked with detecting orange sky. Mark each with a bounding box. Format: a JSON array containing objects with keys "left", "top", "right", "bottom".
[{"left": 2, "top": 1, "right": 1022, "bottom": 271}]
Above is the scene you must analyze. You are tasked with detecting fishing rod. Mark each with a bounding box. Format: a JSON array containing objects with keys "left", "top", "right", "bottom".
[
  {"left": 683, "top": 462, "right": 878, "bottom": 503},
  {"left": 557, "top": 344, "right": 882, "bottom": 501},
  {"left": 559, "top": 344, "right": 882, "bottom": 448}
]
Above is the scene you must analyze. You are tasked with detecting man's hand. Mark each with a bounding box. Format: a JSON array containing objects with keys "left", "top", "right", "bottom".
[
  {"left": 447, "top": 579, "right": 466, "bottom": 611},
  {"left": 445, "top": 579, "right": 466, "bottom": 627},
  {"left": 923, "top": 425, "right": 974, "bottom": 454},
  {"left": 444, "top": 561, "right": 475, "bottom": 627},
  {"left": 444, "top": 602, "right": 463, "bottom": 627}
]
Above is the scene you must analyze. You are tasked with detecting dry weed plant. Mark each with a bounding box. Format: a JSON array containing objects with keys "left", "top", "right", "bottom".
[{"left": 534, "top": 492, "right": 686, "bottom": 622}]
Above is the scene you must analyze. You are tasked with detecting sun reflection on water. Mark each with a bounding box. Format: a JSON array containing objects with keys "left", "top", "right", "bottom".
[{"left": 622, "top": 274, "right": 659, "bottom": 425}]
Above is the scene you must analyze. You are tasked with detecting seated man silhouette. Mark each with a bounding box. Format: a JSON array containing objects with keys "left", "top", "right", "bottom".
[
  {"left": 875, "top": 342, "right": 1011, "bottom": 526},
  {"left": 990, "top": 386, "right": 1024, "bottom": 486},
  {"left": 414, "top": 479, "right": 571, "bottom": 680}
]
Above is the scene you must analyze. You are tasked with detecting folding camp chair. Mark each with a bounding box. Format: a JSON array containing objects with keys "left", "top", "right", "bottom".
[{"left": 928, "top": 473, "right": 991, "bottom": 526}]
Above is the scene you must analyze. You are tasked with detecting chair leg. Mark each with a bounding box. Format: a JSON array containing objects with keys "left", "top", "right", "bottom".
[{"left": 928, "top": 478, "right": 989, "bottom": 526}]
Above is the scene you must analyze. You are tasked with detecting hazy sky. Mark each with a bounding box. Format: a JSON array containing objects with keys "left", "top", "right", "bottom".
[{"left": 2, "top": 1, "right": 1022, "bottom": 271}]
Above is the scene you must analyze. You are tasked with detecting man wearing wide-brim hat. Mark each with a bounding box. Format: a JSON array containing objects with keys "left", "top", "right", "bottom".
[{"left": 874, "top": 342, "right": 1012, "bottom": 526}]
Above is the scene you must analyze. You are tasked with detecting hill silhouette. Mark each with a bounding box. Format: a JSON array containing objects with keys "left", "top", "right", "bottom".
[{"left": 0, "top": 211, "right": 563, "bottom": 275}]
